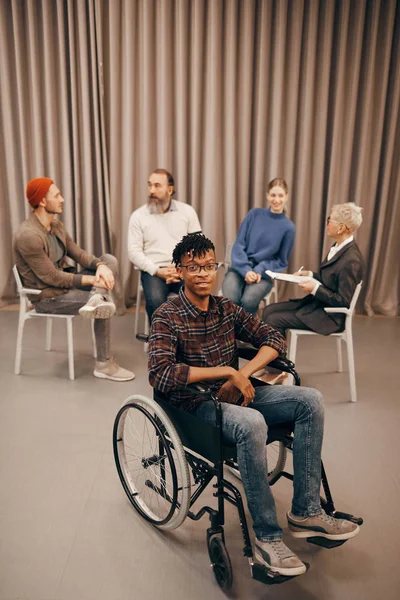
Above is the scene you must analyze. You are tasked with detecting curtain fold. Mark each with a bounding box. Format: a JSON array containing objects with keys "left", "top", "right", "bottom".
[{"left": 0, "top": 0, "right": 399, "bottom": 315}]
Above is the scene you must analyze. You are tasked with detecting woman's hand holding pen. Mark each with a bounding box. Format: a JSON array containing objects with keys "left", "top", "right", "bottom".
[{"left": 293, "top": 265, "right": 312, "bottom": 277}]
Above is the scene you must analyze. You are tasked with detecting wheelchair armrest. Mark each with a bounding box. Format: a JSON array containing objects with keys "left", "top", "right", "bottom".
[
  {"left": 324, "top": 307, "right": 351, "bottom": 315},
  {"left": 237, "top": 346, "right": 293, "bottom": 371},
  {"left": 237, "top": 346, "right": 301, "bottom": 386}
]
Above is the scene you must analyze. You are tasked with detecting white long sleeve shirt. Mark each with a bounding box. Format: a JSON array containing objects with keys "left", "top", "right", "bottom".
[{"left": 127, "top": 200, "right": 202, "bottom": 275}]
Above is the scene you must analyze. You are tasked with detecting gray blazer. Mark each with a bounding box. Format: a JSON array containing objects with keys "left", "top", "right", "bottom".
[{"left": 283, "top": 241, "right": 364, "bottom": 335}]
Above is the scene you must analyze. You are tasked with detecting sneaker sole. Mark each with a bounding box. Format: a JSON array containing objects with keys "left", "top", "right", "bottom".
[
  {"left": 79, "top": 304, "right": 116, "bottom": 319},
  {"left": 254, "top": 550, "right": 307, "bottom": 577},
  {"left": 288, "top": 523, "right": 360, "bottom": 541},
  {"left": 93, "top": 370, "right": 135, "bottom": 382}
]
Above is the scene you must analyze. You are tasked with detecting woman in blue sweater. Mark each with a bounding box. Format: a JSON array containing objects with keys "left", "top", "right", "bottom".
[{"left": 222, "top": 178, "right": 296, "bottom": 315}]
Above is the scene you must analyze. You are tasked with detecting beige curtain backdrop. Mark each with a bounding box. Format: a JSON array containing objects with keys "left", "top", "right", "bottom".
[{"left": 0, "top": 0, "right": 399, "bottom": 315}]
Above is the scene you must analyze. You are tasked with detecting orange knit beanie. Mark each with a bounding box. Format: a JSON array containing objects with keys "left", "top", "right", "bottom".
[{"left": 26, "top": 177, "right": 53, "bottom": 208}]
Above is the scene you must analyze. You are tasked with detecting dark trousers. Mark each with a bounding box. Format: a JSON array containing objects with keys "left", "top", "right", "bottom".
[
  {"left": 140, "top": 271, "right": 183, "bottom": 321},
  {"left": 262, "top": 301, "right": 313, "bottom": 337}
]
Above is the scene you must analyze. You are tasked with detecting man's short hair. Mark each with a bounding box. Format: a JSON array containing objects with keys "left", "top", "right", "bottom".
[
  {"left": 172, "top": 233, "right": 215, "bottom": 267},
  {"left": 152, "top": 168, "right": 175, "bottom": 195}
]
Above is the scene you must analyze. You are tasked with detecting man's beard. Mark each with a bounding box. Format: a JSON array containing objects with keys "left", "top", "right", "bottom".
[{"left": 148, "top": 196, "right": 170, "bottom": 214}]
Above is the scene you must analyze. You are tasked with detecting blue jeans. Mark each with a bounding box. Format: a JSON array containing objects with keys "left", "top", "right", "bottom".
[
  {"left": 222, "top": 269, "right": 273, "bottom": 315},
  {"left": 141, "top": 271, "right": 183, "bottom": 321},
  {"left": 193, "top": 384, "right": 324, "bottom": 541}
]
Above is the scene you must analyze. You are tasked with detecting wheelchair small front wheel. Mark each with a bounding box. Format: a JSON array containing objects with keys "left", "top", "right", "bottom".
[
  {"left": 208, "top": 536, "right": 233, "bottom": 590},
  {"left": 113, "top": 394, "right": 191, "bottom": 530}
]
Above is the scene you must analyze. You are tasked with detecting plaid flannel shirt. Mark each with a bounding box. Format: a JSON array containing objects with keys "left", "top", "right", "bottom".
[{"left": 148, "top": 288, "right": 287, "bottom": 412}]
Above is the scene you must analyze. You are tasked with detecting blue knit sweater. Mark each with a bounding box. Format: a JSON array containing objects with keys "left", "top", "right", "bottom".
[{"left": 231, "top": 208, "right": 296, "bottom": 279}]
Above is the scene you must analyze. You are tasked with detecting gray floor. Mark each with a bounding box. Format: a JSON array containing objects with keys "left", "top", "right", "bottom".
[{"left": 0, "top": 309, "right": 399, "bottom": 600}]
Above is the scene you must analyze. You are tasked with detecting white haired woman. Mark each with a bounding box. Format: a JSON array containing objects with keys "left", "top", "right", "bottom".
[{"left": 263, "top": 203, "right": 364, "bottom": 336}]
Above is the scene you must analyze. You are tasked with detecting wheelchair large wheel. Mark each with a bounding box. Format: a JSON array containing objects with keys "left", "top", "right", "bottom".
[
  {"left": 113, "top": 394, "right": 191, "bottom": 530},
  {"left": 227, "top": 440, "right": 287, "bottom": 484},
  {"left": 267, "top": 440, "right": 287, "bottom": 483}
]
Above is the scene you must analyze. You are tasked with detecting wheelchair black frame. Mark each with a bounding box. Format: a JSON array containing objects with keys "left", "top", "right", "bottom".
[{"left": 122, "top": 344, "right": 363, "bottom": 586}]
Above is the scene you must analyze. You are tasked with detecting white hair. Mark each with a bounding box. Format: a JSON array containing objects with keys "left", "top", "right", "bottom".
[{"left": 331, "top": 202, "right": 363, "bottom": 232}]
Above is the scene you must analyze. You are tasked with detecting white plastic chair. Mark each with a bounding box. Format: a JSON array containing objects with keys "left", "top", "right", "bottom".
[
  {"left": 219, "top": 242, "right": 279, "bottom": 311},
  {"left": 134, "top": 276, "right": 150, "bottom": 352},
  {"left": 287, "top": 282, "right": 363, "bottom": 403},
  {"left": 13, "top": 265, "right": 96, "bottom": 380}
]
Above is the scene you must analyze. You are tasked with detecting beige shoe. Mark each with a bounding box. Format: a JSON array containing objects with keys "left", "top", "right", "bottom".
[
  {"left": 79, "top": 294, "right": 116, "bottom": 319},
  {"left": 93, "top": 358, "right": 135, "bottom": 382},
  {"left": 254, "top": 539, "right": 306, "bottom": 576},
  {"left": 287, "top": 510, "right": 360, "bottom": 540}
]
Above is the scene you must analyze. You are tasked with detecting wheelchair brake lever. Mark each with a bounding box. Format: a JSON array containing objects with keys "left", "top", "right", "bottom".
[
  {"left": 136, "top": 334, "right": 149, "bottom": 343},
  {"left": 186, "top": 383, "right": 215, "bottom": 397}
]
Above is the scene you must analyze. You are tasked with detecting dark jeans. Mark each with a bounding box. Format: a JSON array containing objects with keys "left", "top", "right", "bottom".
[
  {"left": 34, "top": 254, "right": 119, "bottom": 362},
  {"left": 141, "top": 271, "right": 183, "bottom": 321}
]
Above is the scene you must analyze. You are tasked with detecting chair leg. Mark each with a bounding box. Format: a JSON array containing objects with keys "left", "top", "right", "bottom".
[
  {"left": 134, "top": 280, "right": 142, "bottom": 339},
  {"left": 91, "top": 320, "right": 97, "bottom": 359},
  {"left": 346, "top": 329, "right": 357, "bottom": 403},
  {"left": 14, "top": 315, "right": 26, "bottom": 375},
  {"left": 144, "top": 312, "right": 149, "bottom": 353},
  {"left": 287, "top": 331, "right": 298, "bottom": 364},
  {"left": 336, "top": 337, "right": 343, "bottom": 372},
  {"left": 66, "top": 318, "right": 75, "bottom": 380},
  {"left": 271, "top": 283, "right": 278, "bottom": 304},
  {"left": 46, "top": 318, "right": 52, "bottom": 351}
]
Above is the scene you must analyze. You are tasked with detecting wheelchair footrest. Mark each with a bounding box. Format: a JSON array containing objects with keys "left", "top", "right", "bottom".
[
  {"left": 251, "top": 562, "right": 309, "bottom": 585},
  {"left": 332, "top": 511, "right": 363, "bottom": 526},
  {"left": 306, "top": 536, "right": 346, "bottom": 548}
]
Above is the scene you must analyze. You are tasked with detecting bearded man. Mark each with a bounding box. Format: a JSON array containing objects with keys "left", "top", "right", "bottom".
[{"left": 127, "top": 168, "right": 201, "bottom": 321}]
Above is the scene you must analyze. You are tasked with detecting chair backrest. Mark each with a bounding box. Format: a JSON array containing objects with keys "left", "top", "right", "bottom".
[
  {"left": 12, "top": 265, "right": 40, "bottom": 309},
  {"left": 13, "top": 265, "right": 23, "bottom": 294},
  {"left": 224, "top": 242, "right": 234, "bottom": 267},
  {"left": 348, "top": 281, "right": 363, "bottom": 315}
]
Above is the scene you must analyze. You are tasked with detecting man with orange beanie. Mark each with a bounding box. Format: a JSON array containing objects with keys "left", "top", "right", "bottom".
[{"left": 13, "top": 178, "right": 135, "bottom": 381}]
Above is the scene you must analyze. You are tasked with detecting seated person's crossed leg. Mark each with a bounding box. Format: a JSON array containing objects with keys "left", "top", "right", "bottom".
[
  {"left": 14, "top": 178, "right": 134, "bottom": 382},
  {"left": 148, "top": 233, "right": 360, "bottom": 578}
]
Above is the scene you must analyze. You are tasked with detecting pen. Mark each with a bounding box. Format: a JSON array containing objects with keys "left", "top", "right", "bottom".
[{"left": 298, "top": 266, "right": 304, "bottom": 273}]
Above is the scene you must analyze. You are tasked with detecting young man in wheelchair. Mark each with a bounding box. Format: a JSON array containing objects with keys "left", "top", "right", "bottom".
[{"left": 148, "top": 233, "right": 360, "bottom": 578}]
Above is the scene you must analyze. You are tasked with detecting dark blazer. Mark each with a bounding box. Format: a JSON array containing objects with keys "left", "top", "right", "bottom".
[{"left": 280, "top": 241, "right": 364, "bottom": 335}]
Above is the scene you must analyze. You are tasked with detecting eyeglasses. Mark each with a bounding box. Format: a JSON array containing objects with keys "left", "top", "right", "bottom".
[
  {"left": 179, "top": 263, "right": 219, "bottom": 274},
  {"left": 326, "top": 216, "right": 349, "bottom": 230}
]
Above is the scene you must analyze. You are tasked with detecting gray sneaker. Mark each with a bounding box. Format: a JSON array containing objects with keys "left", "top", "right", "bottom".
[
  {"left": 287, "top": 510, "right": 360, "bottom": 540},
  {"left": 79, "top": 294, "right": 116, "bottom": 319},
  {"left": 254, "top": 539, "right": 306, "bottom": 577},
  {"left": 94, "top": 358, "right": 135, "bottom": 382}
]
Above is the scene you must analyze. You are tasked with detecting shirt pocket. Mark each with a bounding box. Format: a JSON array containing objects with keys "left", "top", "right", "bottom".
[{"left": 179, "top": 338, "right": 207, "bottom": 366}]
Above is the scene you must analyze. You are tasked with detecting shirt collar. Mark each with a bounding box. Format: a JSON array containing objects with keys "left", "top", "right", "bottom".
[
  {"left": 332, "top": 235, "right": 354, "bottom": 253},
  {"left": 179, "top": 287, "right": 219, "bottom": 317}
]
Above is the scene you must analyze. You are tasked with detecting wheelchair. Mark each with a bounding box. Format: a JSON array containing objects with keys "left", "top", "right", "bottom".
[{"left": 113, "top": 347, "right": 363, "bottom": 590}]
